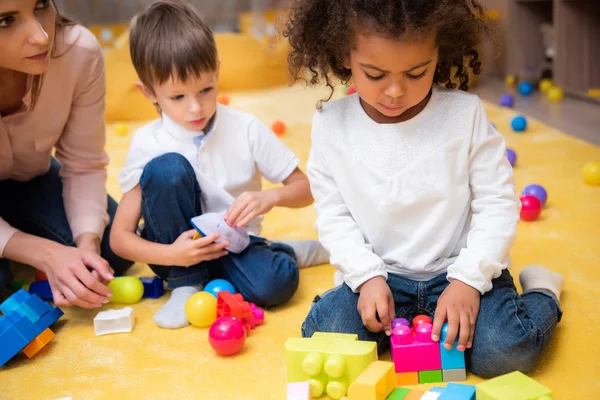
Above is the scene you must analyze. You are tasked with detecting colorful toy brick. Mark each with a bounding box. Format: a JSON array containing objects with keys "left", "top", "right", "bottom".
[
  {"left": 442, "top": 368, "right": 466, "bottom": 382},
  {"left": 440, "top": 323, "right": 466, "bottom": 370},
  {"left": 386, "top": 388, "right": 410, "bottom": 400},
  {"left": 431, "top": 383, "right": 476, "bottom": 399},
  {"left": 420, "top": 391, "right": 442, "bottom": 400},
  {"left": 284, "top": 332, "right": 377, "bottom": 399},
  {"left": 217, "top": 291, "right": 251, "bottom": 320},
  {"left": 94, "top": 307, "right": 135, "bottom": 336},
  {"left": 395, "top": 372, "right": 419, "bottom": 386},
  {"left": 22, "top": 328, "right": 55, "bottom": 357},
  {"left": 287, "top": 381, "right": 310, "bottom": 400},
  {"left": 347, "top": 361, "right": 395, "bottom": 400},
  {"left": 140, "top": 277, "right": 164, "bottom": 299},
  {"left": 476, "top": 371, "right": 552, "bottom": 400},
  {"left": 390, "top": 317, "right": 441, "bottom": 374},
  {"left": 28, "top": 280, "right": 53, "bottom": 301},
  {"left": 419, "top": 370, "right": 443, "bottom": 384}
]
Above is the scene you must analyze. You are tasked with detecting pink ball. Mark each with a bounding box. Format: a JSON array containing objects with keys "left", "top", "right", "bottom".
[
  {"left": 520, "top": 195, "right": 542, "bottom": 221},
  {"left": 208, "top": 317, "right": 246, "bottom": 356}
]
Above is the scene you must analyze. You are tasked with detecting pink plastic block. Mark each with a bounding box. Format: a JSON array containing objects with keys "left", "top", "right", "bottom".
[{"left": 391, "top": 322, "right": 441, "bottom": 373}]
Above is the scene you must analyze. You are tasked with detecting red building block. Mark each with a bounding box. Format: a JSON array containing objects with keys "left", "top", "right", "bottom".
[
  {"left": 391, "top": 322, "right": 441, "bottom": 373},
  {"left": 217, "top": 292, "right": 252, "bottom": 320}
]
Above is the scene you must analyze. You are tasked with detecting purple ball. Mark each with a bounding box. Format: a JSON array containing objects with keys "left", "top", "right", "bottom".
[
  {"left": 506, "top": 148, "right": 517, "bottom": 167},
  {"left": 499, "top": 94, "right": 515, "bottom": 108},
  {"left": 392, "top": 318, "right": 410, "bottom": 329},
  {"left": 522, "top": 184, "right": 548, "bottom": 206}
]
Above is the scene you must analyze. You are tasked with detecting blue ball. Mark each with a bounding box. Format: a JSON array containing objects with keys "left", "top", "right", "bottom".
[
  {"left": 522, "top": 184, "right": 547, "bottom": 206},
  {"left": 511, "top": 115, "right": 527, "bottom": 132},
  {"left": 499, "top": 94, "right": 515, "bottom": 108},
  {"left": 518, "top": 81, "right": 534, "bottom": 96},
  {"left": 204, "top": 279, "right": 236, "bottom": 298},
  {"left": 506, "top": 148, "right": 517, "bottom": 167}
]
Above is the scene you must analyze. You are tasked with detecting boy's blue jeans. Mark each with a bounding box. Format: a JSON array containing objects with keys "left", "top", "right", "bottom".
[
  {"left": 0, "top": 159, "right": 134, "bottom": 301},
  {"left": 139, "top": 153, "right": 299, "bottom": 308},
  {"left": 302, "top": 269, "right": 562, "bottom": 378}
]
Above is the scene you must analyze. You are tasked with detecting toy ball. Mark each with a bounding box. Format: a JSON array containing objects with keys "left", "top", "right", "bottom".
[
  {"left": 204, "top": 279, "right": 236, "bottom": 298},
  {"left": 185, "top": 292, "right": 217, "bottom": 327},
  {"left": 412, "top": 315, "right": 432, "bottom": 327},
  {"left": 272, "top": 120, "right": 286, "bottom": 136},
  {"left": 518, "top": 81, "right": 534, "bottom": 96},
  {"left": 582, "top": 161, "right": 600, "bottom": 185},
  {"left": 108, "top": 277, "right": 144, "bottom": 304},
  {"left": 115, "top": 122, "right": 129, "bottom": 137},
  {"left": 548, "top": 87, "right": 564, "bottom": 103},
  {"left": 505, "top": 75, "right": 516, "bottom": 87},
  {"left": 209, "top": 317, "right": 246, "bottom": 356},
  {"left": 499, "top": 94, "right": 515, "bottom": 108},
  {"left": 218, "top": 95, "right": 230, "bottom": 105},
  {"left": 346, "top": 86, "right": 357, "bottom": 95},
  {"left": 520, "top": 195, "right": 542, "bottom": 222},
  {"left": 539, "top": 79, "right": 553, "bottom": 93},
  {"left": 522, "top": 184, "right": 548, "bottom": 206},
  {"left": 506, "top": 148, "right": 517, "bottom": 167},
  {"left": 511, "top": 115, "right": 528, "bottom": 132}
]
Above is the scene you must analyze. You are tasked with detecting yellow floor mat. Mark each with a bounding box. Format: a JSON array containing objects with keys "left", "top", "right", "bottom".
[{"left": 1, "top": 85, "right": 599, "bottom": 399}]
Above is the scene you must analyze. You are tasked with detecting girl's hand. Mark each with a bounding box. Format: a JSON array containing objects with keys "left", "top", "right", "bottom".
[
  {"left": 432, "top": 280, "right": 480, "bottom": 351},
  {"left": 357, "top": 276, "right": 395, "bottom": 336},
  {"left": 169, "top": 230, "right": 229, "bottom": 266},
  {"left": 225, "top": 190, "right": 278, "bottom": 228}
]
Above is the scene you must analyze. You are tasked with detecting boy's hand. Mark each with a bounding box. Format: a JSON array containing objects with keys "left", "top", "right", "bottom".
[
  {"left": 357, "top": 276, "right": 395, "bottom": 336},
  {"left": 225, "top": 191, "right": 278, "bottom": 228},
  {"left": 432, "top": 280, "right": 480, "bottom": 352},
  {"left": 169, "top": 229, "right": 229, "bottom": 266}
]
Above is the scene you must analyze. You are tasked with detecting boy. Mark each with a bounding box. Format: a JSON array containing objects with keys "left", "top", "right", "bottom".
[{"left": 110, "top": 0, "right": 328, "bottom": 329}]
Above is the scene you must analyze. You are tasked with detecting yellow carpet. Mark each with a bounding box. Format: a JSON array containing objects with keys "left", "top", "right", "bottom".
[{"left": 2, "top": 84, "right": 599, "bottom": 400}]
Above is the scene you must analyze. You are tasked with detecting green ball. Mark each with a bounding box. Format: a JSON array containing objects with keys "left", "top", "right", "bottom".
[{"left": 108, "top": 277, "right": 144, "bottom": 304}]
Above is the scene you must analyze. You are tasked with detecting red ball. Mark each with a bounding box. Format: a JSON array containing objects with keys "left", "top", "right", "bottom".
[
  {"left": 412, "top": 315, "right": 433, "bottom": 328},
  {"left": 520, "top": 195, "right": 542, "bottom": 221},
  {"left": 346, "top": 87, "right": 357, "bottom": 95},
  {"left": 272, "top": 120, "right": 286, "bottom": 136},
  {"left": 208, "top": 317, "right": 246, "bottom": 356}
]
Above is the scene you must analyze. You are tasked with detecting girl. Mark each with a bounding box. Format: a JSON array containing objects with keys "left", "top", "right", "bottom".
[
  {"left": 0, "top": 0, "right": 132, "bottom": 307},
  {"left": 284, "top": 0, "right": 564, "bottom": 378}
]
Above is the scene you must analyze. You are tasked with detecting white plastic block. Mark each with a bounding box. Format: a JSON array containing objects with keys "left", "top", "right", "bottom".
[
  {"left": 420, "top": 391, "right": 441, "bottom": 400},
  {"left": 287, "top": 382, "right": 310, "bottom": 400},
  {"left": 94, "top": 307, "right": 135, "bottom": 336}
]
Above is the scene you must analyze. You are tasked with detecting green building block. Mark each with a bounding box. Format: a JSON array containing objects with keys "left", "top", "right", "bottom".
[
  {"left": 387, "top": 387, "right": 411, "bottom": 400},
  {"left": 476, "top": 371, "right": 552, "bottom": 400},
  {"left": 419, "top": 370, "right": 443, "bottom": 384}
]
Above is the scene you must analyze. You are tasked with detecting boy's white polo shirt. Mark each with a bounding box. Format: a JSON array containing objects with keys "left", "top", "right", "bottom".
[{"left": 119, "top": 104, "right": 299, "bottom": 235}]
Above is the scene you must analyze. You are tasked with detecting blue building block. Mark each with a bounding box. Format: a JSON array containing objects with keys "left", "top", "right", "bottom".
[
  {"left": 430, "top": 383, "right": 476, "bottom": 400},
  {"left": 0, "top": 314, "right": 41, "bottom": 366},
  {"left": 440, "top": 323, "right": 466, "bottom": 370},
  {"left": 28, "top": 281, "right": 53, "bottom": 301},
  {"left": 140, "top": 277, "right": 164, "bottom": 299}
]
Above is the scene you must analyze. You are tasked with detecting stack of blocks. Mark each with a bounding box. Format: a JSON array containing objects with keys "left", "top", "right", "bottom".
[
  {"left": 391, "top": 315, "right": 466, "bottom": 385},
  {"left": 0, "top": 289, "right": 64, "bottom": 366},
  {"left": 217, "top": 291, "right": 264, "bottom": 335}
]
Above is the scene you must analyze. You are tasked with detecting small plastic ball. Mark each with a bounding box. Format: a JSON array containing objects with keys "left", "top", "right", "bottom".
[
  {"left": 548, "top": 87, "right": 564, "bottom": 102},
  {"left": 518, "top": 81, "right": 534, "bottom": 96},
  {"left": 115, "top": 122, "right": 129, "bottom": 137},
  {"left": 539, "top": 79, "right": 553, "bottom": 93},
  {"left": 520, "top": 195, "right": 542, "bottom": 222},
  {"left": 185, "top": 292, "right": 217, "bottom": 327},
  {"left": 521, "top": 184, "right": 548, "bottom": 206},
  {"left": 506, "top": 148, "right": 517, "bottom": 167},
  {"left": 412, "top": 315, "right": 433, "bottom": 327},
  {"left": 505, "top": 75, "right": 516, "bottom": 87},
  {"left": 583, "top": 162, "right": 600, "bottom": 186},
  {"left": 203, "top": 279, "right": 236, "bottom": 298},
  {"left": 218, "top": 95, "right": 230, "bottom": 105},
  {"left": 108, "top": 277, "right": 144, "bottom": 304},
  {"left": 208, "top": 317, "right": 246, "bottom": 356},
  {"left": 272, "top": 120, "right": 286, "bottom": 135},
  {"left": 511, "top": 115, "right": 528, "bottom": 132},
  {"left": 346, "top": 87, "right": 357, "bottom": 95},
  {"left": 499, "top": 94, "right": 515, "bottom": 108}
]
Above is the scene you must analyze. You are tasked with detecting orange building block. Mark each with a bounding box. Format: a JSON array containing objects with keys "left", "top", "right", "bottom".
[
  {"left": 22, "top": 328, "right": 55, "bottom": 358},
  {"left": 404, "top": 390, "right": 426, "bottom": 400},
  {"left": 396, "top": 372, "right": 419, "bottom": 386}
]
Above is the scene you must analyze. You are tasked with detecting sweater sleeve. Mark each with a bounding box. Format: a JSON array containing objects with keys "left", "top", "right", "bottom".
[
  {"left": 0, "top": 218, "right": 19, "bottom": 257},
  {"left": 307, "top": 111, "right": 387, "bottom": 292},
  {"left": 446, "top": 99, "right": 521, "bottom": 294}
]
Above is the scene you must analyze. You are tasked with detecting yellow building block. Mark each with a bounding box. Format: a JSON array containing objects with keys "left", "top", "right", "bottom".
[
  {"left": 22, "top": 328, "right": 55, "bottom": 358},
  {"left": 347, "top": 361, "right": 395, "bottom": 400},
  {"left": 311, "top": 332, "right": 358, "bottom": 341}
]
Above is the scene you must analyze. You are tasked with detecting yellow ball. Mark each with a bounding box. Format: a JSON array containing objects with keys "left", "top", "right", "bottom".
[
  {"left": 505, "top": 75, "right": 516, "bottom": 87},
  {"left": 115, "top": 122, "right": 129, "bottom": 136},
  {"left": 185, "top": 292, "right": 217, "bottom": 327},
  {"left": 583, "top": 162, "right": 600, "bottom": 186},
  {"left": 548, "top": 87, "right": 564, "bottom": 102},
  {"left": 539, "top": 79, "right": 553, "bottom": 93}
]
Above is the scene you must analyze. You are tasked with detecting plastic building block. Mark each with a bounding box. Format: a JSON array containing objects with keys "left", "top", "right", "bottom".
[
  {"left": 287, "top": 381, "right": 310, "bottom": 400},
  {"left": 249, "top": 303, "right": 265, "bottom": 326},
  {"left": 391, "top": 322, "right": 441, "bottom": 373},
  {"left": 35, "top": 270, "right": 48, "bottom": 281},
  {"left": 386, "top": 388, "right": 410, "bottom": 400},
  {"left": 94, "top": 307, "right": 135, "bottom": 336},
  {"left": 419, "top": 370, "right": 443, "bottom": 384},
  {"left": 22, "top": 328, "right": 55, "bottom": 358},
  {"left": 10, "top": 281, "right": 29, "bottom": 292},
  {"left": 28, "top": 281, "right": 53, "bottom": 301},
  {"left": 442, "top": 368, "right": 467, "bottom": 382},
  {"left": 347, "top": 361, "right": 395, "bottom": 400},
  {"left": 440, "top": 323, "right": 466, "bottom": 370},
  {"left": 433, "top": 383, "right": 476, "bottom": 400},
  {"left": 284, "top": 333, "right": 377, "bottom": 399},
  {"left": 217, "top": 291, "right": 251, "bottom": 320},
  {"left": 140, "top": 277, "right": 164, "bottom": 299},
  {"left": 421, "top": 392, "right": 441, "bottom": 400},
  {"left": 311, "top": 332, "right": 358, "bottom": 341},
  {"left": 476, "top": 371, "right": 552, "bottom": 400},
  {"left": 403, "top": 390, "right": 426, "bottom": 400},
  {"left": 395, "top": 372, "right": 419, "bottom": 386}
]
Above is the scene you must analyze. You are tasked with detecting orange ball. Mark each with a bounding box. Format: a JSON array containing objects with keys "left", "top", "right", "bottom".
[
  {"left": 272, "top": 120, "right": 286, "bottom": 135},
  {"left": 218, "top": 95, "right": 230, "bottom": 105}
]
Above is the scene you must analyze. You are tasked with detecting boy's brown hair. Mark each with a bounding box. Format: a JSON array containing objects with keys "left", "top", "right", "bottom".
[{"left": 129, "top": 0, "right": 218, "bottom": 92}]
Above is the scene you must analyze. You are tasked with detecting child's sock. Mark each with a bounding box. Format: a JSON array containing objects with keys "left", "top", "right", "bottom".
[
  {"left": 279, "top": 240, "right": 330, "bottom": 268},
  {"left": 519, "top": 265, "right": 564, "bottom": 301},
  {"left": 153, "top": 285, "right": 201, "bottom": 329}
]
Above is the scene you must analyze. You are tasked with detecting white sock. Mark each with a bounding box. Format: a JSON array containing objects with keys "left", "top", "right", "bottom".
[
  {"left": 519, "top": 265, "right": 564, "bottom": 301},
  {"left": 153, "top": 286, "right": 200, "bottom": 329},
  {"left": 333, "top": 270, "right": 344, "bottom": 287},
  {"left": 279, "top": 240, "right": 330, "bottom": 268}
]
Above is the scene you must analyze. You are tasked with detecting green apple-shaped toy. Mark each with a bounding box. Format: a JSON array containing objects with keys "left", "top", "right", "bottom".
[{"left": 108, "top": 277, "right": 144, "bottom": 304}]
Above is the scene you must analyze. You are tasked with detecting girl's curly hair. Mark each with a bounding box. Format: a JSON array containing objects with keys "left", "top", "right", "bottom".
[{"left": 284, "top": 0, "right": 492, "bottom": 102}]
